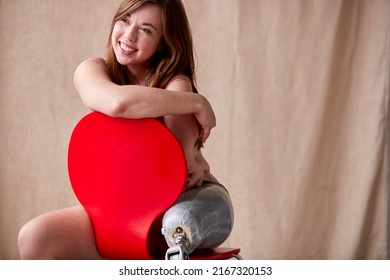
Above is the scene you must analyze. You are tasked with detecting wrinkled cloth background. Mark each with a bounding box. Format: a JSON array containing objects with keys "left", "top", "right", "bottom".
[{"left": 0, "top": 0, "right": 389, "bottom": 259}]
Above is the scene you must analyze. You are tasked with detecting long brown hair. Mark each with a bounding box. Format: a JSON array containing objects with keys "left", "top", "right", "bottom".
[{"left": 105, "top": 0, "right": 197, "bottom": 92}]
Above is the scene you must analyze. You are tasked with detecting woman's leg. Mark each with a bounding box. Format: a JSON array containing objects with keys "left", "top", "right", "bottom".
[
  {"left": 162, "top": 182, "right": 234, "bottom": 253},
  {"left": 18, "top": 205, "right": 101, "bottom": 260}
]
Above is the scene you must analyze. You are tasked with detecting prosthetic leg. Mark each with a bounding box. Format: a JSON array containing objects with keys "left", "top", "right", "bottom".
[{"left": 162, "top": 182, "right": 234, "bottom": 260}]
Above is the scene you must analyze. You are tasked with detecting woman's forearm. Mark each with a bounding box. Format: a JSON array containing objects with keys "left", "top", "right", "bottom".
[
  {"left": 74, "top": 58, "right": 216, "bottom": 140},
  {"left": 113, "top": 85, "right": 202, "bottom": 119},
  {"left": 111, "top": 85, "right": 215, "bottom": 141}
]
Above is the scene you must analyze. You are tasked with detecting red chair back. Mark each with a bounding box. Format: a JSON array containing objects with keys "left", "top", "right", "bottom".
[{"left": 68, "top": 112, "right": 187, "bottom": 259}]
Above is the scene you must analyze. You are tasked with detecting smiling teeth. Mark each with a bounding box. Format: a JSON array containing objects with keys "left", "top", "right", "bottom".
[{"left": 120, "top": 42, "right": 135, "bottom": 52}]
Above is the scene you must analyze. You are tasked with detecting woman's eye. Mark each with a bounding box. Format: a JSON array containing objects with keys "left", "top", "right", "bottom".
[
  {"left": 121, "top": 18, "right": 128, "bottom": 24},
  {"left": 140, "top": 27, "right": 151, "bottom": 34}
]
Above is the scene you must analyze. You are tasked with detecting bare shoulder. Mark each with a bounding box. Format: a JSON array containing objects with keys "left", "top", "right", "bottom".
[
  {"left": 74, "top": 57, "right": 111, "bottom": 84},
  {"left": 170, "top": 74, "right": 191, "bottom": 82},
  {"left": 77, "top": 57, "right": 107, "bottom": 71},
  {"left": 165, "top": 74, "right": 193, "bottom": 92}
]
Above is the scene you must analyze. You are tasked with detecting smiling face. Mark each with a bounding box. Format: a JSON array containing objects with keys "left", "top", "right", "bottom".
[{"left": 111, "top": 3, "right": 163, "bottom": 81}]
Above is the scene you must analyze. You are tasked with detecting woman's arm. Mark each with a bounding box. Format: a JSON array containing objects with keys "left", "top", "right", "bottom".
[
  {"left": 162, "top": 75, "right": 206, "bottom": 190},
  {"left": 73, "top": 57, "right": 215, "bottom": 141}
]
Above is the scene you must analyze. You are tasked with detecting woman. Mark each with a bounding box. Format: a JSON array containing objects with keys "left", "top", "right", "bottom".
[{"left": 18, "top": 0, "right": 232, "bottom": 259}]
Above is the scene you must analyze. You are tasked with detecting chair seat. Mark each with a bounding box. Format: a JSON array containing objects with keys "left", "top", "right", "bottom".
[{"left": 190, "top": 247, "right": 242, "bottom": 260}]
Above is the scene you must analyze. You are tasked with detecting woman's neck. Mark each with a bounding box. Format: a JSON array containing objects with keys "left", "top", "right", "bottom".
[{"left": 126, "top": 65, "right": 149, "bottom": 86}]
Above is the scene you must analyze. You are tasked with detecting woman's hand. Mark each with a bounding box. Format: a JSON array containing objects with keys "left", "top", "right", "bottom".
[{"left": 194, "top": 95, "right": 216, "bottom": 143}]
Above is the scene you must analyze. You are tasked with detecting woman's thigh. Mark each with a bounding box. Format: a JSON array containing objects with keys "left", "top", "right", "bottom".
[{"left": 19, "top": 205, "right": 101, "bottom": 259}]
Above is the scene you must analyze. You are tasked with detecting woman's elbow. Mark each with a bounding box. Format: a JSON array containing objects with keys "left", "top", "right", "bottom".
[
  {"left": 106, "top": 96, "right": 128, "bottom": 117},
  {"left": 102, "top": 95, "right": 141, "bottom": 119},
  {"left": 78, "top": 94, "right": 126, "bottom": 118}
]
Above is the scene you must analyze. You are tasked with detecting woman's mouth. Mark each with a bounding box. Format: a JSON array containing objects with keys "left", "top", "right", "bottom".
[{"left": 119, "top": 42, "right": 137, "bottom": 55}]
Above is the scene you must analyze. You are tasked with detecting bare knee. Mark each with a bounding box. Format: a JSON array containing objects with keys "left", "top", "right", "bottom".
[
  {"left": 18, "top": 207, "right": 101, "bottom": 260},
  {"left": 18, "top": 217, "right": 53, "bottom": 260}
]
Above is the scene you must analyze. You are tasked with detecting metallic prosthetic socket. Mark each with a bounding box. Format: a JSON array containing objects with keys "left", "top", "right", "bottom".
[{"left": 162, "top": 182, "right": 234, "bottom": 259}]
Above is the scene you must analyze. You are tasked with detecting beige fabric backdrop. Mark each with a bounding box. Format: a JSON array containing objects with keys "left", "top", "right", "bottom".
[{"left": 0, "top": 0, "right": 389, "bottom": 259}]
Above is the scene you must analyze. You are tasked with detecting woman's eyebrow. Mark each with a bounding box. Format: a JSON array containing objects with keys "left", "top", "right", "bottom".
[
  {"left": 142, "top": 22, "right": 157, "bottom": 31},
  {"left": 125, "top": 13, "right": 157, "bottom": 31}
]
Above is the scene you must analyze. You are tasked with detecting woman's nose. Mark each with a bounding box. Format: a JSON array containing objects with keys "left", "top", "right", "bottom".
[{"left": 124, "top": 26, "right": 137, "bottom": 42}]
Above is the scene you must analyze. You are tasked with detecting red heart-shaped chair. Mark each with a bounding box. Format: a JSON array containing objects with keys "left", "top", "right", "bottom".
[{"left": 68, "top": 112, "right": 241, "bottom": 260}]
